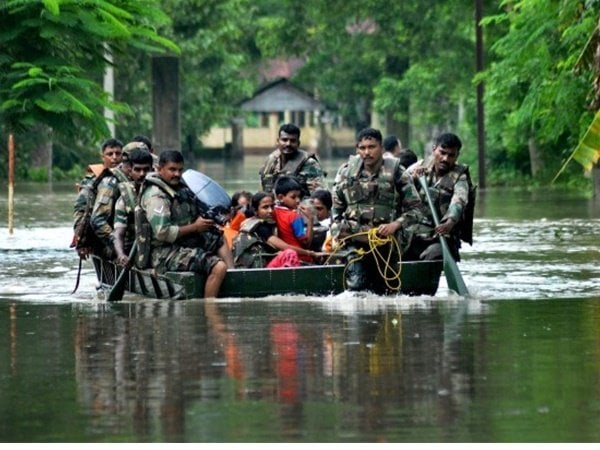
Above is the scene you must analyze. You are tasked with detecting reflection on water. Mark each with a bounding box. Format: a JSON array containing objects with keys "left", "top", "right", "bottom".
[
  {"left": 1, "top": 156, "right": 600, "bottom": 442},
  {"left": 3, "top": 297, "right": 600, "bottom": 442}
]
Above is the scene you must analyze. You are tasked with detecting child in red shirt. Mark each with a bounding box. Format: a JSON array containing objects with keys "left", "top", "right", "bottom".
[{"left": 273, "top": 176, "right": 315, "bottom": 263}]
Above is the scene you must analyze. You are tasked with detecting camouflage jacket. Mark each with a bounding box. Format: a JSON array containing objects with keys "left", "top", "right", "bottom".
[
  {"left": 259, "top": 148, "right": 325, "bottom": 196},
  {"left": 113, "top": 181, "right": 138, "bottom": 250},
  {"left": 139, "top": 173, "right": 201, "bottom": 248},
  {"left": 406, "top": 159, "right": 472, "bottom": 241},
  {"left": 90, "top": 168, "right": 129, "bottom": 243},
  {"left": 331, "top": 155, "right": 422, "bottom": 237}
]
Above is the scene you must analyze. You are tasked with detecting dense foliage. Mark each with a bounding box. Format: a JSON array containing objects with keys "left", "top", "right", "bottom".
[
  {"left": 0, "top": 0, "right": 178, "bottom": 178},
  {"left": 0, "top": 0, "right": 598, "bottom": 187}
]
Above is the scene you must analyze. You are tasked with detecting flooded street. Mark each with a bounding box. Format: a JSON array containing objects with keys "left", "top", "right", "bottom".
[{"left": 1, "top": 156, "right": 599, "bottom": 442}]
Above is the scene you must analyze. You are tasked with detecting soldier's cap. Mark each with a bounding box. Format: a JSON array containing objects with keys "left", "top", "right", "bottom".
[{"left": 123, "top": 141, "right": 150, "bottom": 153}]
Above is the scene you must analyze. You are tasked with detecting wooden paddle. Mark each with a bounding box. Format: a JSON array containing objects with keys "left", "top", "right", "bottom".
[
  {"left": 418, "top": 176, "right": 469, "bottom": 296},
  {"left": 107, "top": 243, "right": 137, "bottom": 302}
]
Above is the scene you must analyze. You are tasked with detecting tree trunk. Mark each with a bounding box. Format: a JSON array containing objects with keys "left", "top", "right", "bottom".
[
  {"left": 528, "top": 136, "right": 543, "bottom": 177},
  {"left": 384, "top": 110, "right": 409, "bottom": 150},
  {"left": 152, "top": 56, "right": 180, "bottom": 153}
]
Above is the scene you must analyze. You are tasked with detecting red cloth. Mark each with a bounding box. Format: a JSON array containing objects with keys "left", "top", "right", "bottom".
[
  {"left": 266, "top": 249, "right": 301, "bottom": 268},
  {"left": 273, "top": 205, "right": 306, "bottom": 248},
  {"left": 273, "top": 205, "right": 312, "bottom": 263}
]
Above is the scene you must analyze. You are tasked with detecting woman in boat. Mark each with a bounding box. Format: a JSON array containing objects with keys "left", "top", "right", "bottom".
[
  {"left": 231, "top": 191, "right": 322, "bottom": 268},
  {"left": 309, "top": 189, "right": 332, "bottom": 252}
]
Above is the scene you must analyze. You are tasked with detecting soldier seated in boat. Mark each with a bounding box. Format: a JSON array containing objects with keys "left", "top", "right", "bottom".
[
  {"left": 71, "top": 138, "right": 128, "bottom": 260},
  {"left": 232, "top": 191, "right": 321, "bottom": 268},
  {"left": 259, "top": 123, "right": 326, "bottom": 197},
  {"left": 89, "top": 140, "right": 131, "bottom": 260},
  {"left": 113, "top": 148, "right": 154, "bottom": 267},
  {"left": 136, "top": 150, "right": 234, "bottom": 298},
  {"left": 331, "top": 127, "right": 423, "bottom": 293},
  {"left": 404, "top": 132, "right": 475, "bottom": 261}
]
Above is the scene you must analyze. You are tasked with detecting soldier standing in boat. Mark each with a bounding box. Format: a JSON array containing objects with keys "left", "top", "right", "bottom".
[
  {"left": 259, "top": 123, "right": 326, "bottom": 197},
  {"left": 71, "top": 138, "right": 124, "bottom": 258},
  {"left": 137, "top": 150, "right": 234, "bottom": 298},
  {"left": 404, "top": 132, "right": 475, "bottom": 262},
  {"left": 331, "top": 127, "right": 423, "bottom": 293},
  {"left": 89, "top": 140, "right": 130, "bottom": 260}
]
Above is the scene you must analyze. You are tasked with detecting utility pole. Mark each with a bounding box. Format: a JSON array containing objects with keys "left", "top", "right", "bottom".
[{"left": 475, "top": 0, "right": 486, "bottom": 189}]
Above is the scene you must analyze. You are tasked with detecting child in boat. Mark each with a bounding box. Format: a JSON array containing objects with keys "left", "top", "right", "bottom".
[
  {"left": 223, "top": 190, "right": 253, "bottom": 250},
  {"left": 272, "top": 176, "right": 317, "bottom": 263},
  {"left": 231, "top": 191, "right": 321, "bottom": 268}
]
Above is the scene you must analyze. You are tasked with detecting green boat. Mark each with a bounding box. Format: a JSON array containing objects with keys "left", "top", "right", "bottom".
[{"left": 91, "top": 255, "right": 443, "bottom": 299}]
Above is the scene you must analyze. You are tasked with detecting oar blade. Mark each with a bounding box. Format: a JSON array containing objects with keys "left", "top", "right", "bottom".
[
  {"left": 106, "top": 244, "right": 137, "bottom": 302},
  {"left": 106, "top": 272, "right": 127, "bottom": 302},
  {"left": 442, "top": 250, "right": 469, "bottom": 296}
]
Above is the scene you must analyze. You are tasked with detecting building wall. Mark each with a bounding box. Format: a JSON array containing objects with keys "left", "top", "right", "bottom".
[{"left": 201, "top": 125, "right": 357, "bottom": 155}]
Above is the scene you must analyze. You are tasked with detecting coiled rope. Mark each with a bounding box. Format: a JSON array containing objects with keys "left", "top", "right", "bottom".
[{"left": 326, "top": 228, "right": 402, "bottom": 292}]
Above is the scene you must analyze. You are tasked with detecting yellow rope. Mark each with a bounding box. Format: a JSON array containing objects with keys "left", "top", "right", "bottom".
[{"left": 326, "top": 228, "right": 402, "bottom": 292}]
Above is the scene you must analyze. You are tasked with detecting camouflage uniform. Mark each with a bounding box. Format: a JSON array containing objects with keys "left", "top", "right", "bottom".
[
  {"left": 331, "top": 154, "right": 422, "bottom": 241},
  {"left": 259, "top": 148, "right": 325, "bottom": 196},
  {"left": 113, "top": 181, "right": 138, "bottom": 254},
  {"left": 404, "top": 158, "right": 473, "bottom": 261},
  {"left": 90, "top": 168, "right": 129, "bottom": 258},
  {"left": 139, "top": 173, "right": 223, "bottom": 275},
  {"left": 331, "top": 155, "right": 422, "bottom": 293}
]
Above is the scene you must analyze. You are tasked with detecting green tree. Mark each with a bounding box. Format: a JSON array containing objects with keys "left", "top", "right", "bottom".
[
  {"left": 114, "top": 0, "right": 258, "bottom": 155},
  {"left": 0, "top": 0, "right": 178, "bottom": 179},
  {"left": 481, "top": 0, "right": 597, "bottom": 181},
  {"left": 253, "top": 0, "right": 477, "bottom": 155}
]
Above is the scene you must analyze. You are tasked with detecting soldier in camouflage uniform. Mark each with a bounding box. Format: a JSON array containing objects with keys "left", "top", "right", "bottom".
[
  {"left": 331, "top": 127, "right": 423, "bottom": 293},
  {"left": 138, "top": 150, "right": 233, "bottom": 298},
  {"left": 405, "top": 132, "right": 474, "bottom": 262},
  {"left": 259, "top": 123, "right": 325, "bottom": 197},
  {"left": 89, "top": 139, "right": 129, "bottom": 260},
  {"left": 71, "top": 138, "right": 124, "bottom": 258},
  {"left": 113, "top": 148, "right": 154, "bottom": 266}
]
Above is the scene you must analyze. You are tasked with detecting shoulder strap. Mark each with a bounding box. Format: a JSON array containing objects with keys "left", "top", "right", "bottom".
[
  {"left": 92, "top": 167, "right": 114, "bottom": 190},
  {"left": 119, "top": 181, "right": 137, "bottom": 210},
  {"left": 140, "top": 173, "right": 178, "bottom": 199},
  {"left": 382, "top": 155, "right": 401, "bottom": 174},
  {"left": 111, "top": 167, "right": 129, "bottom": 183},
  {"left": 347, "top": 154, "right": 363, "bottom": 178},
  {"left": 239, "top": 216, "right": 263, "bottom": 233},
  {"left": 286, "top": 149, "right": 311, "bottom": 175}
]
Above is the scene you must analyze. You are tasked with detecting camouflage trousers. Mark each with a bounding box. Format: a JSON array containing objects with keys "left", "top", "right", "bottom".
[{"left": 151, "top": 231, "right": 224, "bottom": 276}]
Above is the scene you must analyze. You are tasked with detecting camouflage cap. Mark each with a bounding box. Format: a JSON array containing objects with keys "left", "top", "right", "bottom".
[{"left": 123, "top": 141, "right": 150, "bottom": 153}]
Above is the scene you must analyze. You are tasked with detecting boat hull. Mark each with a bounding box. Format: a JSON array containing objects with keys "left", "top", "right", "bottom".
[{"left": 92, "top": 256, "right": 443, "bottom": 299}]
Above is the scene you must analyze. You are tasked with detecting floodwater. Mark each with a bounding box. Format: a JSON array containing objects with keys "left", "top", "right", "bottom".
[{"left": 0, "top": 155, "right": 599, "bottom": 442}]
